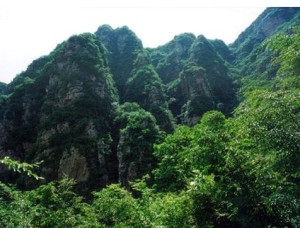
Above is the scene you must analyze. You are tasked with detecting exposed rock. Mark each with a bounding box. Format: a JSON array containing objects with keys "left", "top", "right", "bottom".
[
  {"left": 58, "top": 147, "right": 89, "bottom": 182},
  {"left": 1, "top": 8, "right": 298, "bottom": 192},
  {"left": 149, "top": 33, "right": 236, "bottom": 124},
  {"left": 148, "top": 33, "right": 196, "bottom": 84},
  {"left": 231, "top": 7, "right": 300, "bottom": 59},
  {"left": 0, "top": 33, "right": 119, "bottom": 189},
  {"left": 96, "top": 25, "right": 174, "bottom": 133}
]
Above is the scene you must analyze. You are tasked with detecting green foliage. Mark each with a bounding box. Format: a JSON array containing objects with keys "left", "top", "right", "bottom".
[
  {"left": 116, "top": 103, "right": 162, "bottom": 188},
  {"left": 267, "top": 26, "right": 300, "bottom": 76},
  {"left": 234, "top": 89, "right": 300, "bottom": 184},
  {"left": 153, "top": 98, "right": 299, "bottom": 227},
  {"left": 153, "top": 125, "right": 195, "bottom": 191},
  {"left": 226, "top": 89, "right": 299, "bottom": 227},
  {"left": 92, "top": 184, "right": 143, "bottom": 227},
  {"left": 125, "top": 65, "right": 175, "bottom": 132},
  {"left": 0, "top": 179, "right": 99, "bottom": 227},
  {"left": 153, "top": 111, "right": 227, "bottom": 191},
  {"left": 116, "top": 103, "right": 161, "bottom": 146},
  {"left": 146, "top": 191, "right": 195, "bottom": 227},
  {"left": 1, "top": 10, "right": 300, "bottom": 228},
  {"left": 0, "top": 157, "right": 43, "bottom": 180},
  {"left": 0, "top": 82, "right": 7, "bottom": 96}
]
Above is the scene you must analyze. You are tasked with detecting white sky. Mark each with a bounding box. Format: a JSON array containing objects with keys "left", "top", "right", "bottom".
[{"left": 0, "top": 0, "right": 297, "bottom": 83}]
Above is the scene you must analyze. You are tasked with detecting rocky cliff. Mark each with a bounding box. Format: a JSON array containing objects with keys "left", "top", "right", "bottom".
[
  {"left": 149, "top": 34, "right": 236, "bottom": 124},
  {"left": 96, "top": 25, "right": 174, "bottom": 132},
  {"left": 1, "top": 7, "right": 299, "bottom": 190},
  {"left": 231, "top": 7, "right": 300, "bottom": 59},
  {"left": 231, "top": 7, "right": 300, "bottom": 89},
  {"left": 0, "top": 34, "right": 119, "bottom": 190}
]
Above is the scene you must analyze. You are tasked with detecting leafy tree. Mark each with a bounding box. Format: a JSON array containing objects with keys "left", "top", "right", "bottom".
[
  {"left": 0, "top": 179, "right": 97, "bottom": 227},
  {"left": 267, "top": 26, "right": 300, "bottom": 76},
  {"left": 116, "top": 103, "right": 161, "bottom": 189},
  {"left": 92, "top": 184, "right": 143, "bottom": 227},
  {"left": 0, "top": 157, "right": 43, "bottom": 180},
  {"left": 125, "top": 64, "right": 175, "bottom": 132},
  {"left": 153, "top": 125, "right": 195, "bottom": 192}
]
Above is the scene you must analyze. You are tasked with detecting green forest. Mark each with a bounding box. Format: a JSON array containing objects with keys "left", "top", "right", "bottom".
[{"left": 0, "top": 7, "right": 299, "bottom": 227}]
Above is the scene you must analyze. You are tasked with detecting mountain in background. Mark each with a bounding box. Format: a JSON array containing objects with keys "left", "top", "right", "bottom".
[{"left": 0, "top": 7, "right": 299, "bottom": 192}]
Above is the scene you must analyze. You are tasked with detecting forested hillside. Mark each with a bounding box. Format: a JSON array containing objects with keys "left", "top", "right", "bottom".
[{"left": 0, "top": 7, "right": 299, "bottom": 227}]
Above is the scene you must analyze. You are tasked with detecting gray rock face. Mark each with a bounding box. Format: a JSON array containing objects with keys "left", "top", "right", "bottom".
[
  {"left": 58, "top": 147, "right": 89, "bottom": 182},
  {"left": 179, "top": 65, "right": 215, "bottom": 125},
  {"left": 96, "top": 25, "right": 174, "bottom": 133},
  {"left": 0, "top": 34, "right": 119, "bottom": 188}
]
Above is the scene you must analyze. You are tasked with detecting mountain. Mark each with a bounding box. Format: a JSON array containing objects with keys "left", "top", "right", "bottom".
[
  {"left": 148, "top": 34, "right": 236, "bottom": 124},
  {"left": 0, "top": 82, "right": 6, "bottom": 95},
  {"left": 0, "top": 7, "right": 299, "bottom": 228},
  {"left": 0, "top": 7, "right": 299, "bottom": 192},
  {"left": 231, "top": 7, "right": 300, "bottom": 59},
  {"left": 95, "top": 25, "right": 174, "bottom": 132},
  {"left": 231, "top": 7, "right": 300, "bottom": 84},
  {"left": 0, "top": 34, "right": 120, "bottom": 190}
]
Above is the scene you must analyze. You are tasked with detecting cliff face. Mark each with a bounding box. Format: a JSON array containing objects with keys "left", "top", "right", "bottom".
[
  {"left": 0, "top": 34, "right": 119, "bottom": 189},
  {"left": 115, "top": 103, "right": 161, "bottom": 189},
  {"left": 149, "top": 34, "right": 236, "bottom": 124},
  {"left": 149, "top": 33, "right": 196, "bottom": 84},
  {"left": 95, "top": 25, "right": 144, "bottom": 98},
  {"left": 96, "top": 25, "right": 174, "bottom": 132},
  {"left": 0, "top": 30, "right": 169, "bottom": 189},
  {"left": 231, "top": 7, "right": 300, "bottom": 86},
  {"left": 231, "top": 7, "right": 300, "bottom": 59},
  {"left": 1, "top": 7, "right": 298, "bottom": 190},
  {"left": 0, "top": 83, "right": 6, "bottom": 95}
]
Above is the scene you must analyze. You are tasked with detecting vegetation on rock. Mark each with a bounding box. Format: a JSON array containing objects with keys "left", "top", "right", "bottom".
[{"left": 0, "top": 7, "right": 299, "bottom": 227}]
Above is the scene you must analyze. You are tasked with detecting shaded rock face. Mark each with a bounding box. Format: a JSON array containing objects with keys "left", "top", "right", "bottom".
[
  {"left": 96, "top": 25, "right": 174, "bottom": 133},
  {"left": 117, "top": 131, "right": 153, "bottom": 189},
  {"left": 151, "top": 34, "right": 236, "bottom": 124},
  {"left": 95, "top": 25, "right": 144, "bottom": 98},
  {"left": 1, "top": 7, "right": 298, "bottom": 191},
  {"left": 115, "top": 103, "right": 160, "bottom": 190},
  {"left": 231, "top": 8, "right": 300, "bottom": 83},
  {"left": 0, "top": 34, "right": 119, "bottom": 188},
  {"left": 231, "top": 7, "right": 300, "bottom": 59},
  {"left": 189, "top": 35, "right": 236, "bottom": 114},
  {"left": 179, "top": 65, "right": 215, "bottom": 125},
  {"left": 0, "top": 29, "right": 169, "bottom": 190},
  {"left": 58, "top": 147, "right": 89, "bottom": 182},
  {"left": 0, "top": 83, "right": 6, "bottom": 95},
  {"left": 151, "top": 33, "right": 196, "bottom": 84},
  {"left": 35, "top": 34, "right": 118, "bottom": 187}
]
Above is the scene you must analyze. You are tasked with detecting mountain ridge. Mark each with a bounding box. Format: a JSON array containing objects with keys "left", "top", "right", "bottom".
[{"left": 0, "top": 7, "right": 299, "bottom": 191}]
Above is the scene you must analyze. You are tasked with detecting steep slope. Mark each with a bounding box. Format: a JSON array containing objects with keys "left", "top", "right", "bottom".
[
  {"left": 95, "top": 25, "right": 174, "bottom": 132},
  {"left": 0, "top": 82, "right": 6, "bottom": 95},
  {"left": 231, "top": 7, "right": 300, "bottom": 91},
  {"left": 1, "top": 7, "right": 299, "bottom": 193},
  {"left": 95, "top": 25, "right": 143, "bottom": 98},
  {"left": 115, "top": 102, "right": 161, "bottom": 189},
  {"left": 231, "top": 7, "right": 300, "bottom": 59},
  {"left": 0, "top": 33, "right": 119, "bottom": 189},
  {"left": 149, "top": 34, "right": 236, "bottom": 124},
  {"left": 148, "top": 33, "right": 196, "bottom": 84}
]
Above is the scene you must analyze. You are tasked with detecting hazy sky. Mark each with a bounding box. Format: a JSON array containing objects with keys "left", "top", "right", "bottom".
[{"left": 0, "top": 1, "right": 295, "bottom": 83}]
